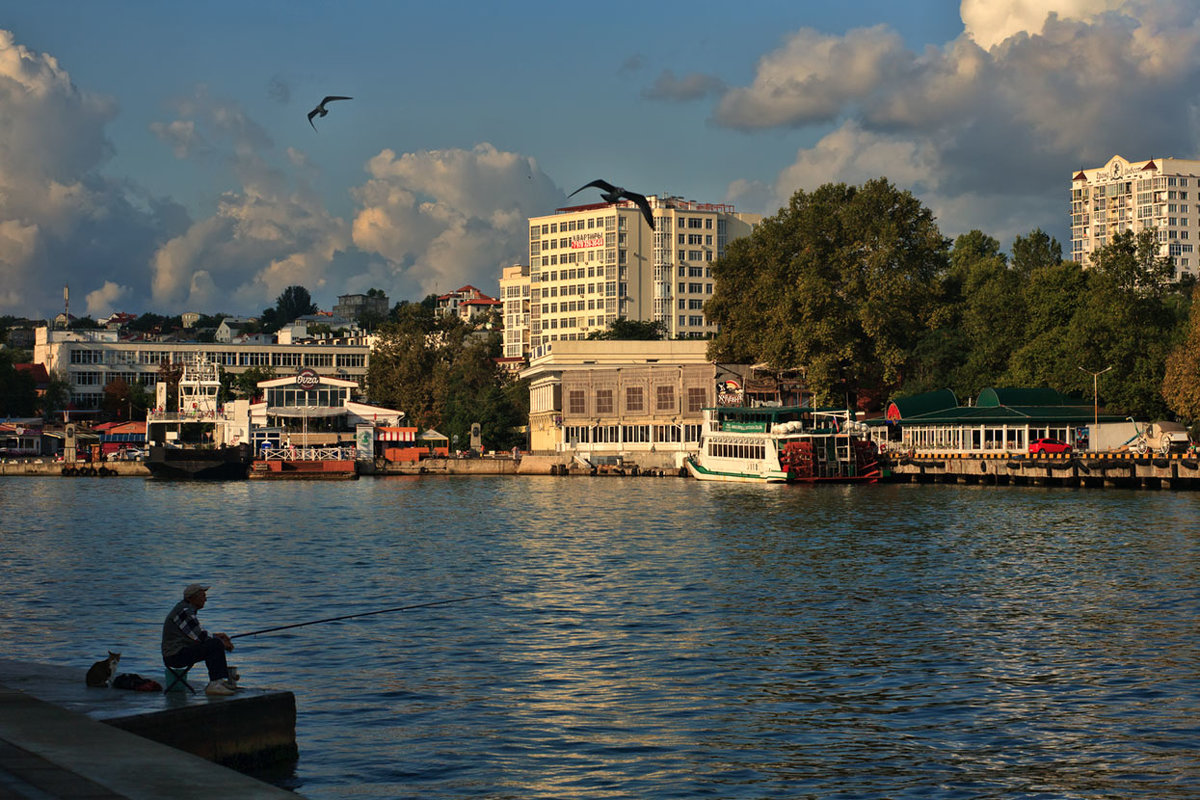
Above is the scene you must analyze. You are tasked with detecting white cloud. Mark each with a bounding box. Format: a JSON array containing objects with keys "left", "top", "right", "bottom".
[
  {"left": 350, "top": 144, "right": 564, "bottom": 297},
  {"left": 150, "top": 186, "right": 352, "bottom": 312},
  {"left": 961, "top": 0, "right": 1129, "bottom": 50},
  {"left": 717, "top": 1, "right": 1200, "bottom": 244},
  {"left": 0, "top": 29, "right": 184, "bottom": 318},
  {"left": 85, "top": 281, "right": 129, "bottom": 316},
  {"left": 714, "top": 25, "right": 909, "bottom": 129}
]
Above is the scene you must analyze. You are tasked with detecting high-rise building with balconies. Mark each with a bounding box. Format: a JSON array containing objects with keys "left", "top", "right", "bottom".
[
  {"left": 1071, "top": 155, "right": 1200, "bottom": 277},
  {"left": 526, "top": 195, "right": 759, "bottom": 353}
]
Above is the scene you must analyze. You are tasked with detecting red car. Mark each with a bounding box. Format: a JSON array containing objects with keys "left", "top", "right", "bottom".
[{"left": 1030, "top": 437, "right": 1071, "bottom": 454}]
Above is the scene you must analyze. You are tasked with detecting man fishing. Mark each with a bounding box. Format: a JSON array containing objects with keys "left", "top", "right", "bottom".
[{"left": 161, "top": 583, "right": 238, "bottom": 696}]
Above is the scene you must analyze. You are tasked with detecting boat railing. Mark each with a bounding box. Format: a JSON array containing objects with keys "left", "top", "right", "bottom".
[
  {"left": 260, "top": 445, "right": 357, "bottom": 462},
  {"left": 147, "top": 409, "right": 235, "bottom": 423}
]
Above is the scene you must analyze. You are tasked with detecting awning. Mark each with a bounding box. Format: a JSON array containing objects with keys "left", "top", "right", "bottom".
[
  {"left": 266, "top": 407, "right": 348, "bottom": 418},
  {"left": 101, "top": 433, "right": 146, "bottom": 443},
  {"left": 377, "top": 427, "right": 417, "bottom": 442}
]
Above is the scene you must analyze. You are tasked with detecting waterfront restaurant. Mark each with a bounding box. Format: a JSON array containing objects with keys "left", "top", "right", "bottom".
[
  {"left": 250, "top": 369, "right": 404, "bottom": 448},
  {"left": 875, "top": 387, "right": 1128, "bottom": 454}
]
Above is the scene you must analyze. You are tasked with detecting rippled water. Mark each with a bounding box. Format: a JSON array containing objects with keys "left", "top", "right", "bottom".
[{"left": 2, "top": 476, "right": 1199, "bottom": 798}]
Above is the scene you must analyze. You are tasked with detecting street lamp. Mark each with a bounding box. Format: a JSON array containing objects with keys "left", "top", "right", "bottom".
[{"left": 1078, "top": 365, "right": 1112, "bottom": 429}]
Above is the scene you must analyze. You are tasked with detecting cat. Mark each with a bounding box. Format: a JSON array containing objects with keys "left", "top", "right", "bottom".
[{"left": 85, "top": 651, "right": 120, "bottom": 687}]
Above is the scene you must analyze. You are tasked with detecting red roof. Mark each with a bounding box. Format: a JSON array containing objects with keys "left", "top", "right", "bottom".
[{"left": 14, "top": 363, "right": 50, "bottom": 385}]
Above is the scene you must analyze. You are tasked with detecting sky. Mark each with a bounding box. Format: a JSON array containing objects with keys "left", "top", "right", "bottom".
[{"left": 2, "top": 0, "right": 1198, "bottom": 320}]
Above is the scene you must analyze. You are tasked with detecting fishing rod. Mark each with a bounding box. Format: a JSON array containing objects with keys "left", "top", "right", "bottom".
[{"left": 229, "top": 594, "right": 493, "bottom": 640}]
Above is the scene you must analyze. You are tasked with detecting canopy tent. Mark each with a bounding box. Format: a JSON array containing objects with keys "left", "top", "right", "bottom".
[
  {"left": 100, "top": 432, "right": 146, "bottom": 443},
  {"left": 377, "top": 426, "right": 417, "bottom": 442}
]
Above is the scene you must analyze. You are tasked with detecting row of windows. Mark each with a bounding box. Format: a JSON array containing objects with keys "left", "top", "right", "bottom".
[
  {"left": 566, "top": 386, "right": 707, "bottom": 415},
  {"left": 678, "top": 266, "right": 710, "bottom": 277},
  {"left": 265, "top": 387, "right": 352, "bottom": 408},
  {"left": 66, "top": 349, "right": 365, "bottom": 369},
  {"left": 707, "top": 442, "right": 767, "bottom": 461},
  {"left": 677, "top": 299, "right": 705, "bottom": 310},
  {"left": 678, "top": 283, "right": 713, "bottom": 294},
  {"left": 563, "top": 424, "right": 703, "bottom": 444},
  {"left": 532, "top": 216, "right": 614, "bottom": 237},
  {"left": 681, "top": 234, "right": 712, "bottom": 245}
]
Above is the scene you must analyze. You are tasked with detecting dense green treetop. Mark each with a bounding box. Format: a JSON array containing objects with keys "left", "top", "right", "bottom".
[{"left": 707, "top": 179, "right": 949, "bottom": 407}]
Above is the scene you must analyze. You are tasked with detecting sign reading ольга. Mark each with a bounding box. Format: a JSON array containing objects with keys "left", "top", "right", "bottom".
[{"left": 295, "top": 367, "right": 320, "bottom": 390}]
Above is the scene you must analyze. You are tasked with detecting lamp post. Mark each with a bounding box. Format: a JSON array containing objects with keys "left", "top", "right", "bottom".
[{"left": 1078, "top": 365, "right": 1112, "bottom": 429}]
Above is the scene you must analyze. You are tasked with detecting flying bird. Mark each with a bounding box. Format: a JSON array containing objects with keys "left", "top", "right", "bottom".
[
  {"left": 568, "top": 179, "right": 655, "bottom": 230},
  {"left": 307, "top": 95, "right": 353, "bottom": 130}
]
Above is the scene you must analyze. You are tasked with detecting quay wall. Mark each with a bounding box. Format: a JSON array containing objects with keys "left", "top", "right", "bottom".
[{"left": 884, "top": 451, "right": 1200, "bottom": 489}]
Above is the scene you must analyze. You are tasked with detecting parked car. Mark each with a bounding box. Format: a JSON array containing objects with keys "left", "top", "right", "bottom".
[
  {"left": 1030, "top": 437, "right": 1072, "bottom": 454},
  {"left": 120, "top": 448, "right": 147, "bottom": 460}
]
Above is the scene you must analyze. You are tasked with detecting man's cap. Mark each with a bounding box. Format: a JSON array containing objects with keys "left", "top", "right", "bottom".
[{"left": 183, "top": 583, "right": 210, "bottom": 600}]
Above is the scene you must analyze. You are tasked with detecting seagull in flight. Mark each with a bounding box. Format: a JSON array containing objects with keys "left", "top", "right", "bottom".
[
  {"left": 307, "top": 96, "right": 352, "bottom": 130},
  {"left": 569, "top": 180, "right": 655, "bottom": 230}
]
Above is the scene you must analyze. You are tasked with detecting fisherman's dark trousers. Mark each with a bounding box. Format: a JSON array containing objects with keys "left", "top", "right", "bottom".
[{"left": 164, "top": 637, "right": 229, "bottom": 681}]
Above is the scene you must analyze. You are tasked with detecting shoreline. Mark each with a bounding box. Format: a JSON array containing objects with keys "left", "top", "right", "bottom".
[{"left": 4, "top": 451, "right": 1200, "bottom": 489}]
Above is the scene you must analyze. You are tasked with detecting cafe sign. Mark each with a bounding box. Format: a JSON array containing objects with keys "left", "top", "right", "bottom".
[{"left": 295, "top": 367, "right": 320, "bottom": 391}]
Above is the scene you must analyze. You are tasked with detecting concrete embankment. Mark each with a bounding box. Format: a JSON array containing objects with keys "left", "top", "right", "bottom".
[
  {"left": 0, "top": 461, "right": 151, "bottom": 477},
  {"left": 0, "top": 659, "right": 296, "bottom": 798},
  {"left": 885, "top": 451, "right": 1200, "bottom": 489}
]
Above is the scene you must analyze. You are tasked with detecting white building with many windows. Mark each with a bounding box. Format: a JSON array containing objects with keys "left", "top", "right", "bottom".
[
  {"left": 34, "top": 326, "right": 370, "bottom": 413},
  {"left": 1071, "top": 155, "right": 1200, "bottom": 276},
  {"left": 499, "top": 264, "right": 531, "bottom": 363},
  {"left": 527, "top": 195, "right": 759, "bottom": 351}
]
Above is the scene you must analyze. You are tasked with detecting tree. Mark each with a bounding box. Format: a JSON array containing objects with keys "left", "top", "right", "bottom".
[
  {"left": 1010, "top": 228, "right": 1063, "bottom": 276},
  {"left": 587, "top": 318, "right": 666, "bottom": 340},
  {"left": 263, "top": 285, "right": 318, "bottom": 332},
  {"left": 229, "top": 366, "right": 277, "bottom": 401},
  {"left": 101, "top": 378, "right": 152, "bottom": 422},
  {"left": 1162, "top": 282, "right": 1200, "bottom": 422},
  {"left": 42, "top": 370, "right": 71, "bottom": 421},
  {"left": 0, "top": 350, "right": 37, "bottom": 417},
  {"left": 707, "top": 179, "right": 949, "bottom": 408},
  {"left": 1063, "top": 230, "right": 1182, "bottom": 418}
]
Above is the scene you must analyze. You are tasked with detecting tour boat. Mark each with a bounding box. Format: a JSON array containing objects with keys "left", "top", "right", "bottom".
[
  {"left": 686, "top": 404, "right": 882, "bottom": 484},
  {"left": 144, "top": 358, "right": 252, "bottom": 480}
]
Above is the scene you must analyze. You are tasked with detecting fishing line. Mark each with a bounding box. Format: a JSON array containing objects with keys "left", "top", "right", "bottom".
[{"left": 229, "top": 594, "right": 493, "bottom": 639}]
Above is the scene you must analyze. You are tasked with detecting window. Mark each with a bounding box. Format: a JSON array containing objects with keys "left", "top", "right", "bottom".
[
  {"left": 626, "top": 386, "right": 644, "bottom": 412},
  {"left": 687, "top": 387, "right": 706, "bottom": 412},
  {"left": 657, "top": 385, "right": 675, "bottom": 412},
  {"left": 568, "top": 390, "right": 586, "bottom": 415},
  {"left": 596, "top": 389, "right": 613, "bottom": 415}
]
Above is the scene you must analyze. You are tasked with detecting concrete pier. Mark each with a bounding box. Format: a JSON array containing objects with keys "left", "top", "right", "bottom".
[
  {"left": 0, "top": 659, "right": 298, "bottom": 798},
  {"left": 884, "top": 452, "right": 1200, "bottom": 489}
]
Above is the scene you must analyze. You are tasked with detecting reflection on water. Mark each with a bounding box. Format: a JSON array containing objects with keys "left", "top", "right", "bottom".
[{"left": 2, "top": 477, "right": 1200, "bottom": 798}]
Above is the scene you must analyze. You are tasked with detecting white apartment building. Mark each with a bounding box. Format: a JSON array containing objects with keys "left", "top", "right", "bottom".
[
  {"left": 1071, "top": 155, "right": 1200, "bottom": 276},
  {"left": 527, "top": 195, "right": 759, "bottom": 352},
  {"left": 499, "top": 264, "right": 531, "bottom": 362},
  {"left": 34, "top": 327, "right": 370, "bottom": 412}
]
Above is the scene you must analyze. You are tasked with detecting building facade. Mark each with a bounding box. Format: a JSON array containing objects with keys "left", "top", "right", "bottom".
[
  {"left": 437, "top": 285, "right": 501, "bottom": 322},
  {"left": 1071, "top": 155, "right": 1200, "bottom": 276},
  {"left": 34, "top": 327, "right": 370, "bottom": 412},
  {"left": 527, "top": 195, "right": 759, "bottom": 350},
  {"left": 521, "top": 339, "right": 717, "bottom": 465},
  {"left": 333, "top": 292, "right": 389, "bottom": 323},
  {"left": 499, "top": 264, "right": 531, "bottom": 362}
]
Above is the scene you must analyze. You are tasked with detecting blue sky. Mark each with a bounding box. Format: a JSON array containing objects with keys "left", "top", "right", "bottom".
[{"left": 1, "top": 1, "right": 1196, "bottom": 319}]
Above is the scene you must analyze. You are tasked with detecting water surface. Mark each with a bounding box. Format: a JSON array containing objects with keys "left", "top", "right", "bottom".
[{"left": 2, "top": 477, "right": 1198, "bottom": 798}]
